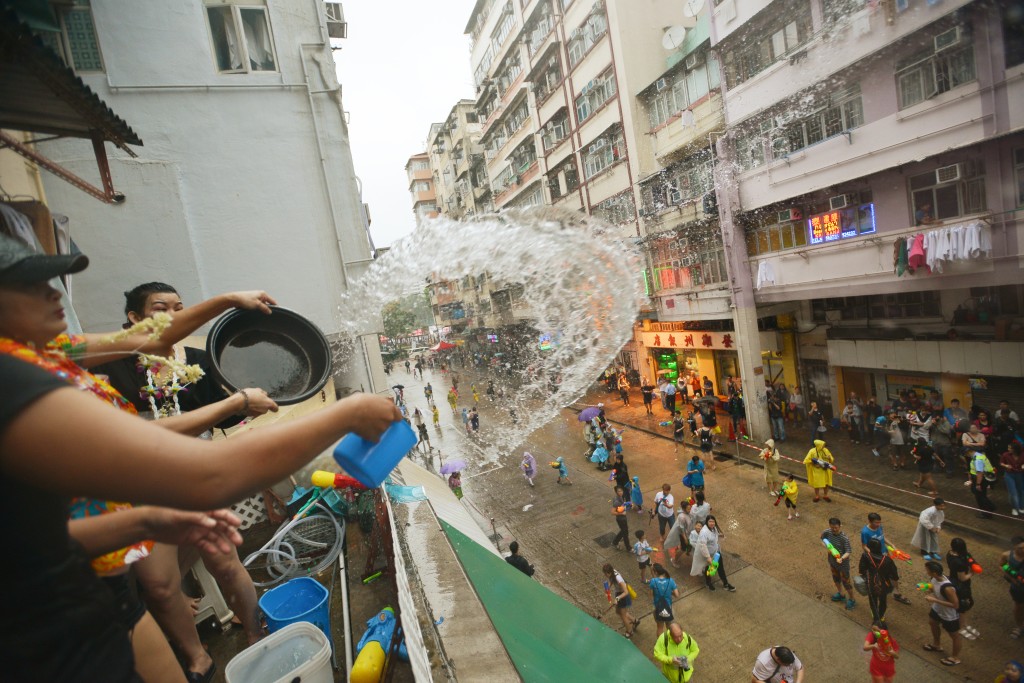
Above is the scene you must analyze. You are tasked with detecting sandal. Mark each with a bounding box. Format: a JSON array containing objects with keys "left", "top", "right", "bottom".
[
  {"left": 940, "top": 658, "right": 961, "bottom": 666},
  {"left": 923, "top": 644, "right": 944, "bottom": 653},
  {"left": 1012, "top": 627, "right": 1023, "bottom": 639},
  {"left": 958, "top": 628, "right": 977, "bottom": 640},
  {"left": 185, "top": 661, "right": 217, "bottom": 683}
]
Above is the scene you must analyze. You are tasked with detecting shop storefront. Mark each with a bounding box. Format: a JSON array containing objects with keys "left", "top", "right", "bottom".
[{"left": 640, "top": 329, "right": 777, "bottom": 397}]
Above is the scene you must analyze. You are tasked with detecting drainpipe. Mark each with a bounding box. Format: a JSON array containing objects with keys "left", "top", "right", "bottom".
[{"left": 299, "top": 43, "right": 351, "bottom": 292}]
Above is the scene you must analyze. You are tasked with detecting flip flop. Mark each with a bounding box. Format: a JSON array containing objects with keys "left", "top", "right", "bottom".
[
  {"left": 922, "top": 644, "right": 944, "bottom": 652},
  {"left": 940, "top": 658, "right": 961, "bottom": 666},
  {"left": 958, "top": 628, "right": 977, "bottom": 640}
]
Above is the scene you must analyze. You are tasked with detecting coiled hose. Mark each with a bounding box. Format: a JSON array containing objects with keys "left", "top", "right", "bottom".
[{"left": 242, "top": 501, "right": 345, "bottom": 588}]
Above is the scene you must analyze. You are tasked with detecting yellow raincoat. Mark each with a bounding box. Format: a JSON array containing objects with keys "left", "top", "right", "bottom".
[{"left": 804, "top": 440, "right": 834, "bottom": 489}]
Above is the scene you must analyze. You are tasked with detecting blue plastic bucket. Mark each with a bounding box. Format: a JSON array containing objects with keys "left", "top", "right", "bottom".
[{"left": 258, "top": 577, "right": 331, "bottom": 646}]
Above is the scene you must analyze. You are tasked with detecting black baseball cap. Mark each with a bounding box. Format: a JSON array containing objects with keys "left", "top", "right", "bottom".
[{"left": 0, "top": 232, "right": 88, "bottom": 285}]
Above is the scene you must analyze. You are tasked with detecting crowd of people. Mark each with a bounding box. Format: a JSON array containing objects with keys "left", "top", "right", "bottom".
[{"left": 571, "top": 363, "right": 1024, "bottom": 680}]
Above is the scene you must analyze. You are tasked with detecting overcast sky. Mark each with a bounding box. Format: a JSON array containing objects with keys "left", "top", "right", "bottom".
[{"left": 333, "top": 1, "right": 479, "bottom": 249}]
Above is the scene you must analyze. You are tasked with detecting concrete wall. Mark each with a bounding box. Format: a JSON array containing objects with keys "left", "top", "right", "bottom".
[{"left": 39, "top": 2, "right": 372, "bottom": 331}]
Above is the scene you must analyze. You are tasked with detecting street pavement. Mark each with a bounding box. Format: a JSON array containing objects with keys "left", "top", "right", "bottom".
[{"left": 393, "top": 364, "right": 1024, "bottom": 681}]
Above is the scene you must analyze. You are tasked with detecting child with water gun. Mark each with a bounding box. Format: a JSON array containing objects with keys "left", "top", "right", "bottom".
[
  {"left": 863, "top": 627, "right": 899, "bottom": 682},
  {"left": 633, "top": 530, "right": 655, "bottom": 584},
  {"left": 774, "top": 473, "right": 799, "bottom": 520},
  {"left": 821, "top": 517, "right": 855, "bottom": 610}
]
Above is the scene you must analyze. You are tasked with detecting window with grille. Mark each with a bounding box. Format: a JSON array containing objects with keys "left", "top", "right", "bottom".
[
  {"left": 769, "top": 83, "right": 864, "bottom": 158},
  {"left": 567, "top": 10, "right": 608, "bottom": 68},
  {"left": 648, "top": 226, "right": 727, "bottom": 291},
  {"left": 908, "top": 159, "right": 986, "bottom": 222},
  {"left": 721, "top": 1, "right": 811, "bottom": 87},
  {"left": 35, "top": 3, "right": 104, "bottom": 73},
  {"left": 575, "top": 70, "right": 617, "bottom": 124},
  {"left": 592, "top": 191, "right": 636, "bottom": 226},
  {"left": 490, "top": 3, "right": 516, "bottom": 52},
  {"left": 583, "top": 127, "right": 625, "bottom": 178},
  {"left": 541, "top": 110, "right": 570, "bottom": 151},
  {"left": 896, "top": 32, "right": 976, "bottom": 109}
]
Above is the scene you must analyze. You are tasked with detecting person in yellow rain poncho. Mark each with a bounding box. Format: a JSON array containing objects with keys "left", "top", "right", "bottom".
[{"left": 804, "top": 439, "right": 835, "bottom": 503}]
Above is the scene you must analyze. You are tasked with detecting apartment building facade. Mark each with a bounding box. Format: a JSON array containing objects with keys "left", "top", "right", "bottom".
[
  {"left": 406, "top": 152, "right": 439, "bottom": 222},
  {"left": 708, "top": 0, "right": 1024, "bottom": 421},
  {"left": 426, "top": 100, "right": 490, "bottom": 220}
]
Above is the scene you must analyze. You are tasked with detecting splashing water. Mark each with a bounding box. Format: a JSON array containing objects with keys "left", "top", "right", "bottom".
[{"left": 337, "top": 206, "right": 644, "bottom": 457}]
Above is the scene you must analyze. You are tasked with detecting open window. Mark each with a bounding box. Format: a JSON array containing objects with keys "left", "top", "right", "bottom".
[{"left": 206, "top": 5, "right": 278, "bottom": 73}]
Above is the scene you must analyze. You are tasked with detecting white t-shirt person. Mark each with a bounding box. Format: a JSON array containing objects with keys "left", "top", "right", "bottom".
[
  {"left": 654, "top": 488, "right": 675, "bottom": 536},
  {"left": 751, "top": 646, "right": 803, "bottom": 683}
]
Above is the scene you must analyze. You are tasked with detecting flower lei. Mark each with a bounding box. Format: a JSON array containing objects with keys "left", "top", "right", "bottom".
[
  {"left": 0, "top": 335, "right": 135, "bottom": 413},
  {"left": 97, "top": 312, "right": 203, "bottom": 419},
  {"left": 136, "top": 351, "right": 205, "bottom": 418}
]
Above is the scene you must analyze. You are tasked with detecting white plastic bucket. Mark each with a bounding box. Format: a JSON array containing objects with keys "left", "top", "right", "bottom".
[{"left": 224, "top": 621, "right": 332, "bottom": 683}]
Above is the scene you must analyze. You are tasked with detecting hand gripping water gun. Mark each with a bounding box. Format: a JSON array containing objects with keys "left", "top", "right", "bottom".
[
  {"left": 604, "top": 580, "right": 613, "bottom": 604},
  {"left": 311, "top": 470, "right": 368, "bottom": 490},
  {"left": 706, "top": 551, "right": 721, "bottom": 577},
  {"left": 823, "top": 538, "right": 842, "bottom": 560},
  {"left": 966, "top": 555, "right": 983, "bottom": 574},
  {"left": 915, "top": 581, "right": 933, "bottom": 592},
  {"left": 886, "top": 543, "right": 913, "bottom": 564},
  {"left": 549, "top": 461, "right": 561, "bottom": 469},
  {"left": 872, "top": 628, "right": 895, "bottom": 656},
  {"left": 772, "top": 489, "right": 786, "bottom": 506},
  {"left": 1003, "top": 563, "right": 1024, "bottom": 585},
  {"left": 659, "top": 421, "right": 672, "bottom": 426},
  {"left": 811, "top": 457, "right": 837, "bottom": 471}
]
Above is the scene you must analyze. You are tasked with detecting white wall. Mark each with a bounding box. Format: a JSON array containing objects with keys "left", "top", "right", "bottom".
[{"left": 40, "top": 1, "right": 374, "bottom": 339}]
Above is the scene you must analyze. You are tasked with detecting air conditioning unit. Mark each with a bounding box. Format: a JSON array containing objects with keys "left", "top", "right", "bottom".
[
  {"left": 685, "top": 52, "right": 703, "bottom": 69},
  {"left": 935, "top": 163, "right": 962, "bottom": 184},
  {"left": 667, "top": 186, "right": 682, "bottom": 204},
  {"left": 324, "top": 2, "right": 347, "bottom": 39},
  {"left": 548, "top": 55, "right": 557, "bottom": 68},
  {"left": 588, "top": 138, "right": 608, "bottom": 154},
  {"left": 934, "top": 26, "right": 962, "bottom": 53},
  {"left": 777, "top": 208, "right": 803, "bottom": 223},
  {"left": 655, "top": 77, "right": 668, "bottom": 92},
  {"left": 829, "top": 194, "right": 851, "bottom": 210}
]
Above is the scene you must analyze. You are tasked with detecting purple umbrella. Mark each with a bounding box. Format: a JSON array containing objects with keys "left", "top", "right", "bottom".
[
  {"left": 579, "top": 406, "right": 601, "bottom": 422},
  {"left": 440, "top": 459, "right": 467, "bottom": 475}
]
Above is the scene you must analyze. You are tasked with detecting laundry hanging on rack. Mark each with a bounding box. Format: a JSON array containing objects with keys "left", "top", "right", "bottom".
[
  {"left": 756, "top": 259, "right": 776, "bottom": 290},
  {"left": 894, "top": 220, "right": 991, "bottom": 277}
]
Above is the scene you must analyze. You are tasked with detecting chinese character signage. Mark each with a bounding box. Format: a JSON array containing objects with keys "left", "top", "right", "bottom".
[
  {"left": 642, "top": 331, "right": 738, "bottom": 351},
  {"left": 807, "top": 204, "right": 876, "bottom": 245}
]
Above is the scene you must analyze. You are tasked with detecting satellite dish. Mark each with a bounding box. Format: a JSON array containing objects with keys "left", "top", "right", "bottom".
[
  {"left": 661, "top": 25, "right": 687, "bottom": 50},
  {"left": 683, "top": 0, "right": 706, "bottom": 18}
]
